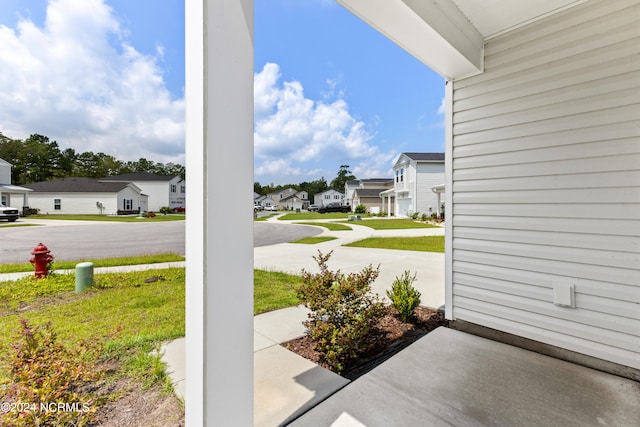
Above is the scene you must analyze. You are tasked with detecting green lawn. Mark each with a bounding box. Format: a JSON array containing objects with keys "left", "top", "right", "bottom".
[
  {"left": 296, "top": 221, "right": 352, "bottom": 231},
  {"left": 254, "top": 213, "right": 278, "bottom": 221},
  {"left": 279, "top": 211, "right": 364, "bottom": 220},
  {"left": 343, "top": 218, "right": 438, "bottom": 230},
  {"left": 290, "top": 236, "right": 337, "bottom": 244},
  {"left": 254, "top": 270, "right": 302, "bottom": 315},
  {"left": 30, "top": 214, "right": 185, "bottom": 222},
  {"left": 0, "top": 268, "right": 185, "bottom": 386},
  {"left": 0, "top": 253, "right": 185, "bottom": 274},
  {"left": 344, "top": 236, "right": 444, "bottom": 252}
]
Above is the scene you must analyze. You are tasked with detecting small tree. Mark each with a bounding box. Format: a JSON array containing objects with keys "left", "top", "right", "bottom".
[
  {"left": 297, "top": 251, "right": 385, "bottom": 372},
  {"left": 386, "top": 271, "right": 421, "bottom": 322},
  {"left": 354, "top": 204, "right": 367, "bottom": 214}
]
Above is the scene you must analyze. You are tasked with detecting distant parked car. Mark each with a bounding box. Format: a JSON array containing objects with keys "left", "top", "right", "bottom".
[
  {"left": 318, "top": 203, "right": 350, "bottom": 214},
  {"left": 307, "top": 204, "right": 319, "bottom": 212},
  {"left": 253, "top": 204, "right": 264, "bottom": 211},
  {"left": 0, "top": 203, "right": 19, "bottom": 222},
  {"left": 264, "top": 205, "right": 277, "bottom": 211}
]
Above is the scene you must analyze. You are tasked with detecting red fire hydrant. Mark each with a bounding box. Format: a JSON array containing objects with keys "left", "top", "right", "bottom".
[{"left": 30, "top": 243, "right": 54, "bottom": 278}]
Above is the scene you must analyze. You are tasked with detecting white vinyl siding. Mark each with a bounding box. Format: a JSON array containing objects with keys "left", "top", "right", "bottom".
[
  {"left": 449, "top": 0, "right": 640, "bottom": 369},
  {"left": 415, "top": 163, "right": 445, "bottom": 215}
]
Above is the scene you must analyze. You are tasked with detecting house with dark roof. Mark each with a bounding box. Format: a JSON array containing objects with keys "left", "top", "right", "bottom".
[
  {"left": 100, "top": 172, "right": 184, "bottom": 211},
  {"left": 266, "top": 188, "right": 309, "bottom": 210},
  {"left": 380, "top": 152, "right": 444, "bottom": 217},
  {"left": 23, "top": 177, "right": 148, "bottom": 215},
  {"left": 344, "top": 178, "right": 393, "bottom": 211}
]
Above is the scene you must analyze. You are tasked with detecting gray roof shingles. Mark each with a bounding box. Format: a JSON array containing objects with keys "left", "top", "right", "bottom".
[
  {"left": 99, "top": 172, "right": 177, "bottom": 181},
  {"left": 403, "top": 152, "right": 445, "bottom": 161},
  {"left": 23, "top": 177, "right": 131, "bottom": 193}
]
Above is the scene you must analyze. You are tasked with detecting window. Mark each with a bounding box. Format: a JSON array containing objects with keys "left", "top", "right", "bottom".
[
  {"left": 400, "top": 168, "right": 404, "bottom": 183},
  {"left": 171, "top": 184, "right": 177, "bottom": 193},
  {"left": 54, "top": 199, "right": 61, "bottom": 210},
  {"left": 1, "top": 195, "right": 6, "bottom": 206},
  {"left": 395, "top": 169, "right": 399, "bottom": 183},
  {"left": 180, "top": 185, "right": 185, "bottom": 194},
  {"left": 124, "top": 199, "right": 133, "bottom": 210},
  {"left": 324, "top": 194, "right": 330, "bottom": 199},
  {"left": 334, "top": 194, "right": 340, "bottom": 200}
]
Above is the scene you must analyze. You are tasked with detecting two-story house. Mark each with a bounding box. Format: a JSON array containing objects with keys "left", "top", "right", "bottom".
[
  {"left": 345, "top": 178, "right": 394, "bottom": 214},
  {"left": 0, "top": 157, "right": 32, "bottom": 211},
  {"left": 313, "top": 189, "right": 345, "bottom": 207},
  {"left": 380, "top": 152, "right": 444, "bottom": 217},
  {"left": 266, "top": 188, "right": 309, "bottom": 210}
]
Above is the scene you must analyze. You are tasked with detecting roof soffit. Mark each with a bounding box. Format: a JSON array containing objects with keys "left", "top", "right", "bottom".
[{"left": 337, "top": 0, "right": 484, "bottom": 79}]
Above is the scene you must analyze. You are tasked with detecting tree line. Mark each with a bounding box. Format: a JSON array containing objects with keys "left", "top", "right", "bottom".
[
  {"left": 0, "top": 132, "right": 185, "bottom": 185},
  {"left": 254, "top": 165, "right": 356, "bottom": 197}
]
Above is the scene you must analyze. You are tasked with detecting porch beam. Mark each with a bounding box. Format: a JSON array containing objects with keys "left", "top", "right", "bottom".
[{"left": 337, "top": 0, "right": 484, "bottom": 79}]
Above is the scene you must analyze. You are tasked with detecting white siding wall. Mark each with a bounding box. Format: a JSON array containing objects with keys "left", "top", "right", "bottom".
[
  {"left": 450, "top": 0, "right": 640, "bottom": 369},
  {"left": 415, "top": 163, "right": 445, "bottom": 215},
  {"left": 28, "top": 193, "right": 119, "bottom": 215},
  {"left": 133, "top": 181, "right": 170, "bottom": 211},
  {"left": 0, "top": 161, "right": 11, "bottom": 185}
]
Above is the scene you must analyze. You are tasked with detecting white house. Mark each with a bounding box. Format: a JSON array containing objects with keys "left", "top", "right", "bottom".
[
  {"left": 266, "top": 188, "right": 309, "bottom": 210},
  {"left": 100, "top": 172, "right": 184, "bottom": 211},
  {"left": 313, "top": 189, "right": 345, "bottom": 206},
  {"left": 0, "top": 157, "right": 32, "bottom": 210},
  {"left": 24, "top": 177, "right": 148, "bottom": 215},
  {"left": 380, "top": 152, "right": 444, "bottom": 217},
  {"left": 339, "top": 0, "right": 640, "bottom": 375}
]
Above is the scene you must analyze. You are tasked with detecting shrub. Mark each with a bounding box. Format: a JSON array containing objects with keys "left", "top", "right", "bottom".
[
  {"left": 297, "top": 251, "right": 385, "bottom": 372},
  {"left": 145, "top": 211, "right": 156, "bottom": 218},
  {"left": 159, "top": 206, "right": 172, "bottom": 215},
  {"left": 421, "top": 213, "right": 428, "bottom": 222},
  {"left": 386, "top": 271, "right": 421, "bottom": 322},
  {"left": 411, "top": 211, "right": 420, "bottom": 220},
  {"left": 1, "top": 319, "right": 103, "bottom": 427},
  {"left": 354, "top": 204, "right": 367, "bottom": 214}
]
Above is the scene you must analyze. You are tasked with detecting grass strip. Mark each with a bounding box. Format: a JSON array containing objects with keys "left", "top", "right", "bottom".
[
  {"left": 254, "top": 270, "right": 302, "bottom": 315},
  {"left": 0, "top": 253, "right": 185, "bottom": 274},
  {"left": 290, "top": 236, "right": 337, "bottom": 244},
  {"left": 30, "top": 214, "right": 185, "bottom": 222},
  {"left": 278, "top": 212, "right": 365, "bottom": 220},
  {"left": 344, "top": 236, "right": 444, "bottom": 252},
  {"left": 341, "top": 219, "right": 438, "bottom": 230},
  {"left": 296, "top": 222, "right": 352, "bottom": 231}
]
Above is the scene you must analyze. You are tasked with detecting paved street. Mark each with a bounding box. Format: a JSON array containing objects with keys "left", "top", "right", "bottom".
[{"left": 0, "top": 218, "right": 321, "bottom": 263}]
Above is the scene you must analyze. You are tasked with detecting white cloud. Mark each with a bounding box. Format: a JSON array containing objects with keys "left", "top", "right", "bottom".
[
  {"left": 254, "top": 63, "right": 394, "bottom": 182},
  {"left": 0, "top": 0, "right": 184, "bottom": 164}
]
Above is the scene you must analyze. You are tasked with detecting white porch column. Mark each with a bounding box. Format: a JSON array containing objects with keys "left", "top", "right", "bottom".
[{"left": 185, "top": 0, "right": 254, "bottom": 425}]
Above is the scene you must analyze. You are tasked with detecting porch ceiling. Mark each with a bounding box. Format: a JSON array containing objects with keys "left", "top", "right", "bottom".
[{"left": 336, "top": 0, "right": 587, "bottom": 79}]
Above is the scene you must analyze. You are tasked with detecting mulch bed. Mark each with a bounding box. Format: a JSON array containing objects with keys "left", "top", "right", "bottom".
[{"left": 283, "top": 306, "right": 449, "bottom": 381}]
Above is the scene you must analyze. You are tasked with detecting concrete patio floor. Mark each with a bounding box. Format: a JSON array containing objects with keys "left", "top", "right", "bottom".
[{"left": 289, "top": 327, "right": 640, "bottom": 426}]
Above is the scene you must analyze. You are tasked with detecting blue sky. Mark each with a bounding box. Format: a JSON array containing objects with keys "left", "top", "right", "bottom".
[{"left": 0, "top": 0, "right": 445, "bottom": 183}]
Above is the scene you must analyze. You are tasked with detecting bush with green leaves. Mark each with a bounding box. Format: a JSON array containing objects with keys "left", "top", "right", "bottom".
[
  {"left": 386, "top": 271, "right": 421, "bottom": 322},
  {"left": 421, "top": 213, "right": 428, "bottom": 222},
  {"left": 297, "top": 251, "right": 385, "bottom": 372},
  {"left": 354, "top": 204, "right": 367, "bottom": 214},
  {"left": 159, "top": 206, "right": 173, "bottom": 215},
  {"left": 411, "top": 211, "right": 420, "bottom": 220},
  {"left": 1, "top": 319, "right": 104, "bottom": 427}
]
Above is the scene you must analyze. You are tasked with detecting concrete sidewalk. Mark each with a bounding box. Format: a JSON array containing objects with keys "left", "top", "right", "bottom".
[
  {"left": 255, "top": 218, "right": 445, "bottom": 309},
  {"left": 160, "top": 306, "right": 350, "bottom": 426}
]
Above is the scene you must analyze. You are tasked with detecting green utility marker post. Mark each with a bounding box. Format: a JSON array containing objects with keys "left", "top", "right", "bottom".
[{"left": 75, "top": 262, "right": 94, "bottom": 293}]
